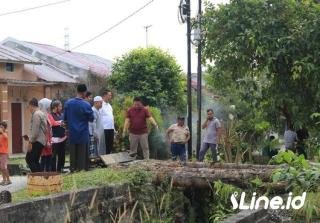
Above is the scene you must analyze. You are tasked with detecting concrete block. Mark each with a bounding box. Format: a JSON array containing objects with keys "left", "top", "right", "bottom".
[{"left": 100, "top": 152, "right": 135, "bottom": 166}]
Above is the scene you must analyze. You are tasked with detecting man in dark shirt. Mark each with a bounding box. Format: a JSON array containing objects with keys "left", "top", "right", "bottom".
[
  {"left": 123, "top": 97, "right": 158, "bottom": 159},
  {"left": 64, "top": 84, "right": 94, "bottom": 172}
]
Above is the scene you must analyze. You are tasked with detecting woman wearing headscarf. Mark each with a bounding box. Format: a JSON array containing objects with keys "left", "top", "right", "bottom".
[
  {"left": 38, "top": 98, "right": 53, "bottom": 172},
  {"left": 48, "top": 100, "right": 67, "bottom": 172}
]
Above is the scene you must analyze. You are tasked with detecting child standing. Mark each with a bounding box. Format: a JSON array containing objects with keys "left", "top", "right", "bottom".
[{"left": 0, "top": 121, "right": 11, "bottom": 185}]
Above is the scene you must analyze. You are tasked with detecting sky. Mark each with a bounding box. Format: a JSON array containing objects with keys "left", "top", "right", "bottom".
[{"left": 0, "top": 0, "right": 228, "bottom": 72}]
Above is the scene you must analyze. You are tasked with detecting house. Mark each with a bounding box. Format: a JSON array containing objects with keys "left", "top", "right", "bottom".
[
  {"left": 2, "top": 37, "right": 112, "bottom": 91},
  {"left": 0, "top": 37, "right": 112, "bottom": 154}
]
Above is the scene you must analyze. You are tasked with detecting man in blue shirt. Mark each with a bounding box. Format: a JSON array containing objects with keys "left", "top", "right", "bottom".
[{"left": 64, "top": 84, "right": 94, "bottom": 172}]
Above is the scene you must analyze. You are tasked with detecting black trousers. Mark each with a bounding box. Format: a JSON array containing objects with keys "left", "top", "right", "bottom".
[
  {"left": 69, "top": 144, "right": 88, "bottom": 172},
  {"left": 104, "top": 129, "right": 114, "bottom": 154},
  {"left": 26, "top": 141, "right": 44, "bottom": 172},
  {"left": 40, "top": 155, "right": 52, "bottom": 172},
  {"left": 51, "top": 141, "right": 66, "bottom": 172}
]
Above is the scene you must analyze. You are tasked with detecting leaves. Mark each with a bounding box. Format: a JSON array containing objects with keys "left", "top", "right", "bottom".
[
  {"left": 202, "top": 0, "right": 320, "bottom": 129},
  {"left": 108, "top": 47, "right": 186, "bottom": 112}
]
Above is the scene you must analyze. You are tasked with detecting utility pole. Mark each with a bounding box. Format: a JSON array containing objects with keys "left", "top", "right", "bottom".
[
  {"left": 196, "top": 0, "right": 202, "bottom": 160},
  {"left": 64, "top": 27, "right": 70, "bottom": 51},
  {"left": 144, "top": 25, "right": 152, "bottom": 47},
  {"left": 186, "top": 0, "right": 192, "bottom": 160}
]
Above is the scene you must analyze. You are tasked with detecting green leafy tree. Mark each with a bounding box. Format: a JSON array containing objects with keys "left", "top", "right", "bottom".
[
  {"left": 202, "top": 0, "right": 320, "bottom": 129},
  {"left": 108, "top": 47, "right": 186, "bottom": 112}
]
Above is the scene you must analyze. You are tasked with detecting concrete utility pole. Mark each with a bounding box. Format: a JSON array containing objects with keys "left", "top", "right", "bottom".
[
  {"left": 144, "top": 25, "right": 152, "bottom": 47},
  {"left": 196, "top": 0, "right": 202, "bottom": 160},
  {"left": 178, "top": 0, "right": 192, "bottom": 159},
  {"left": 186, "top": 0, "right": 192, "bottom": 160},
  {"left": 64, "top": 27, "right": 70, "bottom": 51}
]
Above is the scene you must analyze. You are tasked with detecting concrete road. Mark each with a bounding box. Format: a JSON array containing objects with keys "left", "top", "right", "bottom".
[{"left": 0, "top": 176, "right": 27, "bottom": 193}]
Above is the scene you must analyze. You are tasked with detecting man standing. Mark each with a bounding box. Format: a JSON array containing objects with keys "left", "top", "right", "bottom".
[
  {"left": 123, "top": 97, "right": 158, "bottom": 159},
  {"left": 89, "top": 96, "right": 106, "bottom": 156},
  {"left": 26, "top": 98, "right": 47, "bottom": 172},
  {"left": 199, "top": 109, "right": 221, "bottom": 162},
  {"left": 85, "top": 91, "right": 93, "bottom": 105},
  {"left": 166, "top": 116, "right": 190, "bottom": 162},
  {"left": 100, "top": 90, "right": 114, "bottom": 154},
  {"left": 64, "top": 84, "right": 94, "bottom": 172}
]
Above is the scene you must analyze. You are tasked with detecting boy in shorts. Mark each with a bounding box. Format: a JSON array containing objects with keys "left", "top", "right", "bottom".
[{"left": 0, "top": 121, "right": 11, "bottom": 185}]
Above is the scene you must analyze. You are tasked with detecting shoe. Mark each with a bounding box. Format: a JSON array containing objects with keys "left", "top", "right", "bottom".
[
  {"left": 0, "top": 181, "right": 5, "bottom": 186},
  {"left": 129, "top": 152, "right": 137, "bottom": 157}
]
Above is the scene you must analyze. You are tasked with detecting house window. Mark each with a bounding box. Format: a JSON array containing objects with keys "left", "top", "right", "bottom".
[{"left": 5, "top": 63, "right": 14, "bottom": 72}]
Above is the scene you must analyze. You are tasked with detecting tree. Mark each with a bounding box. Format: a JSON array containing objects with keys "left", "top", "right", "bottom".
[
  {"left": 108, "top": 47, "right": 186, "bottom": 112},
  {"left": 202, "top": 0, "right": 320, "bottom": 129}
]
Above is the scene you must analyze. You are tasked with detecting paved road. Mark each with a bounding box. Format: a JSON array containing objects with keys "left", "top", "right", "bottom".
[{"left": 0, "top": 176, "right": 27, "bottom": 193}]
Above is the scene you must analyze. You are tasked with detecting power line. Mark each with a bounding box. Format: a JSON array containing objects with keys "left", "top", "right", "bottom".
[
  {"left": 0, "top": 0, "right": 70, "bottom": 17},
  {"left": 70, "top": 0, "right": 155, "bottom": 51},
  {"left": 47, "top": 0, "right": 155, "bottom": 60}
]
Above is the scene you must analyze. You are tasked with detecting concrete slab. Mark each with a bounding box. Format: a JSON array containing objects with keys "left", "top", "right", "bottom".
[
  {"left": 0, "top": 176, "right": 27, "bottom": 193},
  {"left": 100, "top": 152, "right": 135, "bottom": 166}
]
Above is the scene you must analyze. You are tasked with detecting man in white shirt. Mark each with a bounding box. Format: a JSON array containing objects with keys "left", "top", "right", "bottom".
[
  {"left": 166, "top": 116, "right": 190, "bottom": 162},
  {"left": 100, "top": 90, "right": 114, "bottom": 154},
  {"left": 89, "top": 96, "right": 106, "bottom": 156}
]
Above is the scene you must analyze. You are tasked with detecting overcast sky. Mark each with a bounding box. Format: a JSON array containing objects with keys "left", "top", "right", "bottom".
[{"left": 0, "top": 0, "right": 228, "bottom": 72}]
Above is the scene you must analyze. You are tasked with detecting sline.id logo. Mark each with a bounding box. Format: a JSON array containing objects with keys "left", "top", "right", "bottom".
[{"left": 231, "top": 192, "right": 306, "bottom": 210}]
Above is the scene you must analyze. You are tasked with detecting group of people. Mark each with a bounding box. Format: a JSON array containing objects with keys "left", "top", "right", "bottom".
[
  {"left": 25, "top": 84, "right": 162, "bottom": 173},
  {"left": 166, "top": 109, "right": 221, "bottom": 162},
  {"left": 24, "top": 84, "right": 116, "bottom": 173},
  {"left": 0, "top": 83, "right": 222, "bottom": 180},
  {"left": 25, "top": 97, "right": 67, "bottom": 173}
]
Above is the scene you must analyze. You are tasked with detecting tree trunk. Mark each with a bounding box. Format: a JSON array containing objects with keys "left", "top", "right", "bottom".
[{"left": 126, "top": 160, "right": 279, "bottom": 189}]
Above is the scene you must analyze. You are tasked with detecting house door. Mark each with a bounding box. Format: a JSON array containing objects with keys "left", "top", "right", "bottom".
[{"left": 11, "top": 103, "right": 22, "bottom": 153}]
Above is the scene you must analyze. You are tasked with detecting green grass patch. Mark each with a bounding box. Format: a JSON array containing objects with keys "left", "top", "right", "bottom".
[
  {"left": 9, "top": 154, "right": 70, "bottom": 166},
  {"left": 9, "top": 157, "right": 26, "bottom": 165},
  {"left": 12, "top": 167, "right": 152, "bottom": 203}
]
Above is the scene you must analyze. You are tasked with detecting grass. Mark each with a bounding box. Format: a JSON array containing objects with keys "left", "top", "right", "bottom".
[
  {"left": 12, "top": 167, "right": 152, "bottom": 203},
  {"left": 9, "top": 154, "right": 70, "bottom": 166},
  {"left": 9, "top": 157, "right": 26, "bottom": 165}
]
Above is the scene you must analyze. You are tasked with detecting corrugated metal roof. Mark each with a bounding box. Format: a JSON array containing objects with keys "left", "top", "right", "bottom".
[
  {"left": 0, "top": 79, "right": 56, "bottom": 86},
  {"left": 0, "top": 45, "right": 40, "bottom": 64},
  {"left": 24, "top": 63, "right": 77, "bottom": 83},
  {"left": 1, "top": 37, "right": 112, "bottom": 77},
  {"left": 28, "top": 42, "right": 112, "bottom": 76}
]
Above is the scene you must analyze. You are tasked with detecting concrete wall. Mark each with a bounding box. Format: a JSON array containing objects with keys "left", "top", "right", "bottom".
[
  {"left": 0, "top": 63, "right": 37, "bottom": 81},
  {"left": 6, "top": 84, "right": 74, "bottom": 154},
  {"left": 222, "top": 209, "right": 269, "bottom": 223},
  {"left": 0, "top": 184, "right": 130, "bottom": 223},
  {"left": 7, "top": 85, "right": 45, "bottom": 153}
]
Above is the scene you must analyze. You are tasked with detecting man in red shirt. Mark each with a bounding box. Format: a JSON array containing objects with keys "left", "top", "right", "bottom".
[{"left": 123, "top": 97, "right": 158, "bottom": 159}]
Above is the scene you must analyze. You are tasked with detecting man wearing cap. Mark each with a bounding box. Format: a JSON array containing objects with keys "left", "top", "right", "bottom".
[
  {"left": 64, "top": 84, "right": 94, "bottom": 172},
  {"left": 89, "top": 96, "right": 105, "bottom": 156},
  {"left": 166, "top": 116, "right": 190, "bottom": 162}
]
